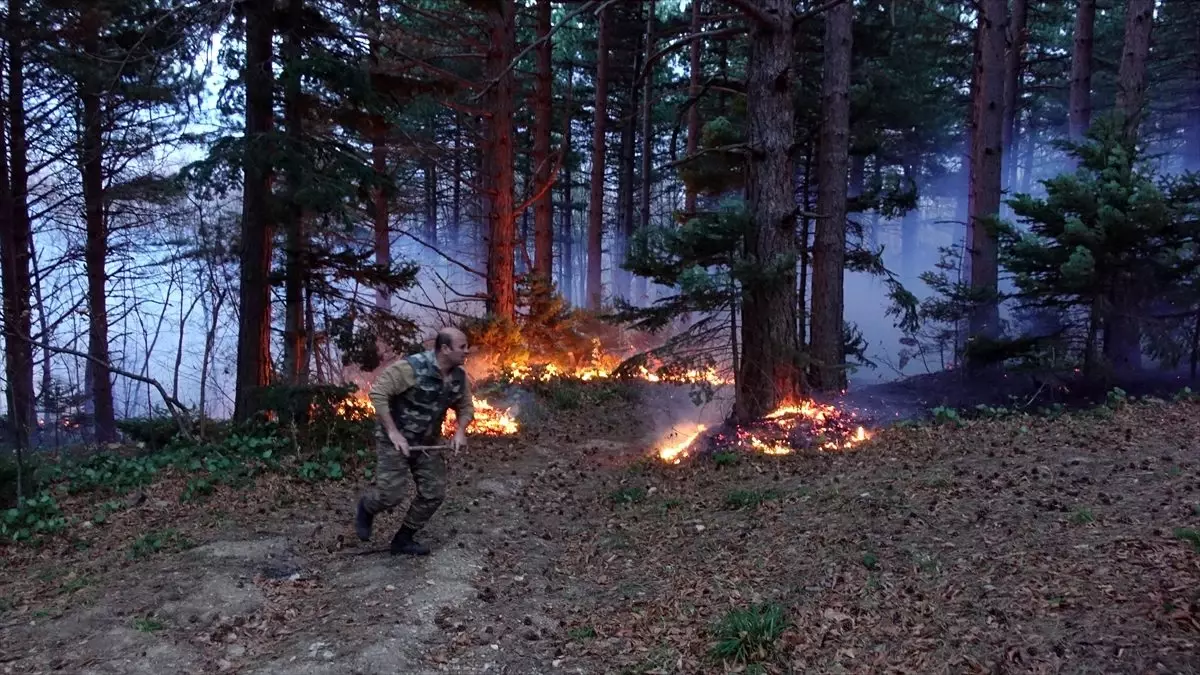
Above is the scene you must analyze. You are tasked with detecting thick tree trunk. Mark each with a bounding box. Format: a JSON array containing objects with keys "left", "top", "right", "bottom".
[
  {"left": 683, "top": 0, "right": 702, "bottom": 215},
  {"left": 532, "top": 0, "right": 554, "bottom": 283},
  {"left": 810, "top": 0, "right": 853, "bottom": 392},
  {"left": 734, "top": 0, "right": 802, "bottom": 423},
  {"left": 482, "top": 0, "right": 517, "bottom": 320},
  {"left": 966, "top": 0, "right": 1007, "bottom": 346},
  {"left": 81, "top": 13, "right": 116, "bottom": 443},
  {"left": 1068, "top": 0, "right": 1096, "bottom": 140},
  {"left": 1002, "top": 0, "right": 1028, "bottom": 191},
  {"left": 587, "top": 8, "right": 610, "bottom": 310},
  {"left": 1116, "top": 0, "right": 1155, "bottom": 137},
  {"left": 1105, "top": 0, "right": 1156, "bottom": 372},
  {"left": 1, "top": 0, "right": 34, "bottom": 458},
  {"left": 282, "top": 0, "right": 308, "bottom": 386},
  {"left": 235, "top": 0, "right": 276, "bottom": 421}
]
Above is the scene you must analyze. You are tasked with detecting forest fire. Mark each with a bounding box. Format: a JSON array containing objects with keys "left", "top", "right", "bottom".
[
  {"left": 654, "top": 399, "right": 870, "bottom": 464},
  {"left": 502, "top": 359, "right": 728, "bottom": 386},
  {"left": 335, "top": 392, "right": 519, "bottom": 436}
]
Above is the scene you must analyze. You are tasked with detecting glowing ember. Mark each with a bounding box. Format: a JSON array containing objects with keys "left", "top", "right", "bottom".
[
  {"left": 337, "top": 392, "right": 519, "bottom": 436},
  {"left": 656, "top": 423, "right": 707, "bottom": 464},
  {"left": 652, "top": 398, "right": 872, "bottom": 462}
]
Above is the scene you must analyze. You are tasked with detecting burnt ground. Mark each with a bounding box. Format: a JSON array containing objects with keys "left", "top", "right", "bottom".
[{"left": 1, "top": 383, "right": 1199, "bottom": 674}]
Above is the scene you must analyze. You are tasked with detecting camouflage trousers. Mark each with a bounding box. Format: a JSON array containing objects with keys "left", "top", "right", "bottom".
[{"left": 361, "top": 430, "right": 447, "bottom": 532}]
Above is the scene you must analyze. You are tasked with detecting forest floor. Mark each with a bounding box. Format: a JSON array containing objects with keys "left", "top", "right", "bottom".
[{"left": 1, "top": 382, "right": 1199, "bottom": 674}]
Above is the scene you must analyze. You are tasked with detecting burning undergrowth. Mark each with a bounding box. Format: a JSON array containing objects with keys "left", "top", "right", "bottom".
[{"left": 655, "top": 399, "right": 872, "bottom": 464}]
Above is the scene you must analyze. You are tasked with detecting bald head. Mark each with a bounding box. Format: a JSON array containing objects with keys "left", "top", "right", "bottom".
[{"left": 433, "top": 327, "right": 469, "bottom": 370}]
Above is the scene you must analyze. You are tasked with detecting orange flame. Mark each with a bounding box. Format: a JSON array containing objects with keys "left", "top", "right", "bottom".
[
  {"left": 652, "top": 399, "right": 871, "bottom": 462},
  {"left": 337, "top": 391, "right": 519, "bottom": 436},
  {"left": 503, "top": 358, "right": 729, "bottom": 386},
  {"left": 656, "top": 423, "right": 707, "bottom": 464}
]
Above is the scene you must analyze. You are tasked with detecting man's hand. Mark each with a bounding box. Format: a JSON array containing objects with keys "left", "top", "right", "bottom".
[
  {"left": 388, "top": 428, "right": 410, "bottom": 458},
  {"left": 451, "top": 429, "right": 467, "bottom": 453}
]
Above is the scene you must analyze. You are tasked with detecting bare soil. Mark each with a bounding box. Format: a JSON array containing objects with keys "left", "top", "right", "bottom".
[{"left": 1, "top": 385, "right": 1198, "bottom": 674}]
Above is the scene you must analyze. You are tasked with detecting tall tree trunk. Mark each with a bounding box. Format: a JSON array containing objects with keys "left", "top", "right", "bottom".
[
  {"left": 1115, "top": 0, "right": 1155, "bottom": 137},
  {"left": 798, "top": 139, "right": 813, "bottom": 348},
  {"left": 587, "top": 7, "right": 610, "bottom": 310},
  {"left": 560, "top": 70, "right": 575, "bottom": 304},
  {"left": 636, "top": 0, "right": 655, "bottom": 304},
  {"left": 424, "top": 157, "right": 438, "bottom": 245},
  {"left": 683, "top": 0, "right": 702, "bottom": 215},
  {"left": 368, "top": 0, "right": 390, "bottom": 312},
  {"left": 1, "top": 0, "right": 34, "bottom": 461},
  {"left": 282, "top": 0, "right": 308, "bottom": 386},
  {"left": 532, "top": 0, "right": 554, "bottom": 284},
  {"left": 81, "top": 12, "right": 115, "bottom": 442},
  {"left": 613, "top": 68, "right": 638, "bottom": 302},
  {"left": 966, "top": 0, "right": 1007, "bottom": 346},
  {"left": 734, "top": 1, "right": 801, "bottom": 423},
  {"left": 1104, "top": 0, "right": 1156, "bottom": 373},
  {"left": 810, "top": 0, "right": 853, "bottom": 392},
  {"left": 482, "top": 0, "right": 516, "bottom": 320},
  {"left": 1068, "top": 0, "right": 1096, "bottom": 140},
  {"left": 900, "top": 158, "right": 920, "bottom": 280},
  {"left": 451, "top": 112, "right": 462, "bottom": 252},
  {"left": 235, "top": 0, "right": 276, "bottom": 421},
  {"left": 1002, "top": 0, "right": 1028, "bottom": 191}
]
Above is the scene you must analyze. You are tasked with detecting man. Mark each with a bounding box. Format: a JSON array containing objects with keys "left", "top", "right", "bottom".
[{"left": 354, "top": 327, "right": 473, "bottom": 555}]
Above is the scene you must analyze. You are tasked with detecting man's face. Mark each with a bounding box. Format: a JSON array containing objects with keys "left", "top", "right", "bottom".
[{"left": 443, "top": 335, "right": 469, "bottom": 367}]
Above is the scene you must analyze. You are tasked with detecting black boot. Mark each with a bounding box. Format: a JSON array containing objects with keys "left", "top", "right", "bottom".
[
  {"left": 354, "top": 498, "right": 374, "bottom": 541},
  {"left": 390, "top": 525, "right": 431, "bottom": 556}
]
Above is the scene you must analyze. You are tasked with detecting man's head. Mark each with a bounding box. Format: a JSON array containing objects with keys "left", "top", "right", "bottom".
[{"left": 433, "top": 327, "right": 469, "bottom": 369}]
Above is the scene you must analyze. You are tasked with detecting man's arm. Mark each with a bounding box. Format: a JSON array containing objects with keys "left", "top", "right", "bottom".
[{"left": 369, "top": 360, "right": 416, "bottom": 437}]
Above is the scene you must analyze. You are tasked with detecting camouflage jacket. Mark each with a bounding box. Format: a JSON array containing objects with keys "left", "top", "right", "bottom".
[{"left": 369, "top": 351, "right": 472, "bottom": 443}]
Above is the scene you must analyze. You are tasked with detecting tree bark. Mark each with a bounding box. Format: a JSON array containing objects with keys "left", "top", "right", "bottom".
[
  {"left": 734, "top": 0, "right": 802, "bottom": 423},
  {"left": 966, "top": 0, "right": 1007, "bottom": 346},
  {"left": 282, "top": 0, "right": 308, "bottom": 386},
  {"left": 587, "top": 7, "right": 610, "bottom": 310},
  {"left": 81, "top": 10, "right": 116, "bottom": 443},
  {"left": 1105, "top": 0, "right": 1156, "bottom": 372},
  {"left": 810, "top": 0, "right": 853, "bottom": 392},
  {"left": 1115, "top": 0, "right": 1155, "bottom": 137},
  {"left": 683, "top": 0, "right": 702, "bottom": 215},
  {"left": 0, "top": 0, "right": 34, "bottom": 458},
  {"left": 1068, "top": 0, "right": 1095, "bottom": 140},
  {"left": 532, "top": 0, "right": 554, "bottom": 283},
  {"left": 482, "top": 0, "right": 517, "bottom": 320},
  {"left": 235, "top": 0, "right": 276, "bottom": 421}
]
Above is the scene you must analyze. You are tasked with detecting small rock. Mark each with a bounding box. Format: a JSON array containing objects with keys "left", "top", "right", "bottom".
[
  {"left": 694, "top": 524, "right": 706, "bottom": 532},
  {"left": 385, "top": 585, "right": 396, "bottom": 592},
  {"left": 226, "top": 644, "right": 246, "bottom": 658},
  {"left": 217, "top": 659, "right": 233, "bottom": 672},
  {"left": 490, "top": 644, "right": 500, "bottom": 651}
]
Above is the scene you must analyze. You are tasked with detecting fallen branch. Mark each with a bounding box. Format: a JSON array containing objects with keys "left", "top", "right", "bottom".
[{"left": 16, "top": 333, "right": 194, "bottom": 443}]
